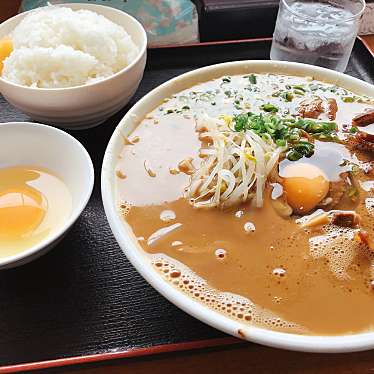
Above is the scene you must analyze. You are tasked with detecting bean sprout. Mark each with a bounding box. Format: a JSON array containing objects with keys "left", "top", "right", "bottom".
[{"left": 186, "top": 115, "right": 285, "bottom": 208}]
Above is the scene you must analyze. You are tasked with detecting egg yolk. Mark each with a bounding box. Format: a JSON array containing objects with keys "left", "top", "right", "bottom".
[
  {"left": 282, "top": 163, "right": 330, "bottom": 214},
  {"left": 0, "top": 188, "right": 46, "bottom": 239},
  {"left": 0, "top": 37, "right": 13, "bottom": 74},
  {"left": 0, "top": 166, "right": 72, "bottom": 258}
]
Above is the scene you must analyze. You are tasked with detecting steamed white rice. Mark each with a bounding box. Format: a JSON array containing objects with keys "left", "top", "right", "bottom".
[{"left": 2, "top": 7, "right": 139, "bottom": 88}]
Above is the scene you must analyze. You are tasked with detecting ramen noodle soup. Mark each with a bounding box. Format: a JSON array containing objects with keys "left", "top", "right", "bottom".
[{"left": 115, "top": 73, "right": 374, "bottom": 335}]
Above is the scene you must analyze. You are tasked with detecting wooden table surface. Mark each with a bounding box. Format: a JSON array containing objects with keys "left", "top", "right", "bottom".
[{"left": 1, "top": 2, "right": 374, "bottom": 373}]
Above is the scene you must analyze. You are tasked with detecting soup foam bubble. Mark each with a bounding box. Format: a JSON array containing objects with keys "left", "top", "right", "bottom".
[{"left": 151, "top": 254, "right": 305, "bottom": 333}]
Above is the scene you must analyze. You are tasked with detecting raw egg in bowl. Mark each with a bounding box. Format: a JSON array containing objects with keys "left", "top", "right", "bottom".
[{"left": 0, "top": 122, "right": 94, "bottom": 268}]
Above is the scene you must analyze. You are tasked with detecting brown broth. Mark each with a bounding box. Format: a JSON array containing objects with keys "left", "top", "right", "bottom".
[{"left": 116, "top": 73, "right": 374, "bottom": 335}]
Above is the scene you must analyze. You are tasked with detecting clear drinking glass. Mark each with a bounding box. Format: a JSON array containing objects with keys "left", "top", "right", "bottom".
[{"left": 270, "top": 0, "right": 366, "bottom": 72}]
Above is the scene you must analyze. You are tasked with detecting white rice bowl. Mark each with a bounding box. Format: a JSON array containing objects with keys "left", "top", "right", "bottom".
[{"left": 2, "top": 6, "right": 139, "bottom": 88}]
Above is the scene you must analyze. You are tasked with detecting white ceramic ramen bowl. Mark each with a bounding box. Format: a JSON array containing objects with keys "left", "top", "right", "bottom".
[
  {"left": 0, "top": 122, "right": 94, "bottom": 269},
  {"left": 102, "top": 60, "right": 374, "bottom": 353},
  {"left": 0, "top": 3, "right": 147, "bottom": 130}
]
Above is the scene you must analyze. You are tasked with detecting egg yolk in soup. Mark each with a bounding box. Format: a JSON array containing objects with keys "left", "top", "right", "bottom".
[
  {"left": 282, "top": 163, "right": 330, "bottom": 214},
  {"left": 0, "top": 166, "right": 72, "bottom": 257}
]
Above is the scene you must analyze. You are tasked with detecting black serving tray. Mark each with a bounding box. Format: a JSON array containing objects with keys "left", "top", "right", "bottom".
[{"left": 0, "top": 38, "right": 373, "bottom": 371}]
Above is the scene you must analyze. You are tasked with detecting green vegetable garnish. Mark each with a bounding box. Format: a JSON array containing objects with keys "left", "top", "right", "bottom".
[
  {"left": 328, "top": 86, "right": 337, "bottom": 93},
  {"left": 287, "top": 150, "right": 303, "bottom": 161},
  {"left": 232, "top": 112, "right": 338, "bottom": 162},
  {"left": 351, "top": 164, "right": 360, "bottom": 174},
  {"left": 292, "top": 141, "right": 315, "bottom": 158},
  {"left": 347, "top": 186, "right": 359, "bottom": 201},
  {"left": 281, "top": 92, "right": 294, "bottom": 102},
  {"left": 349, "top": 126, "right": 358, "bottom": 133},
  {"left": 222, "top": 77, "right": 231, "bottom": 83},
  {"left": 276, "top": 139, "right": 287, "bottom": 147},
  {"left": 260, "top": 104, "right": 279, "bottom": 113},
  {"left": 342, "top": 96, "right": 355, "bottom": 103},
  {"left": 291, "top": 119, "right": 337, "bottom": 134},
  {"left": 244, "top": 74, "right": 257, "bottom": 84},
  {"left": 292, "top": 85, "right": 306, "bottom": 92},
  {"left": 293, "top": 89, "right": 305, "bottom": 96}
]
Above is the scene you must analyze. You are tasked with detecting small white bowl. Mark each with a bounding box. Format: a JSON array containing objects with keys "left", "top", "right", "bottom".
[
  {"left": 0, "top": 122, "right": 94, "bottom": 269},
  {"left": 0, "top": 3, "right": 147, "bottom": 130},
  {"left": 102, "top": 60, "right": 374, "bottom": 353}
]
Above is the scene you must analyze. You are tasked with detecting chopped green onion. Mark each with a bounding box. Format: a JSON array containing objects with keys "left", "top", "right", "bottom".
[
  {"left": 287, "top": 150, "right": 303, "bottom": 161},
  {"left": 292, "top": 85, "right": 306, "bottom": 92},
  {"left": 281, "top": 92, "right": 294, "bottom": 102},
  {"left": 351, "top": 164, "right": 360, "bottom": 174},
  {"left": 347, "top": 186, "right": 359, "bottom": 201},
  {"left": 328, "top": 86, "right": 337, "bottom": 93},
  {"left": 247, "top": 74, "right": 257, "bottom": 84},
  {"left": 232, "top": 112, "right": 338, "bottom": 162},
  {"left": 342, "top": 96, "right": 355, "bottom": 103},
  {"left": 293, "top": 89, "right": 305, "bottom": 96},
  {"left": 276, "top": 139, "right": 287, "bottom": 147},
  {"left": 260, "top": 104, "right": 279, "bottom": 113},
  {"left": 293, "top": 141, "right": 314, "bottom": 158}
]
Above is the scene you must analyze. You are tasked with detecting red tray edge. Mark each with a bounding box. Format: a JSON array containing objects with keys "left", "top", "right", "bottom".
[{"left": 0, "top": 337, "right": 241, "bottom": 373}]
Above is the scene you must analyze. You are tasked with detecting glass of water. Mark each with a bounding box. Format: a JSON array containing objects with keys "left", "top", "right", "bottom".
[{"left": 270, "top": 0, "right": 366, "bottom": 72}]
